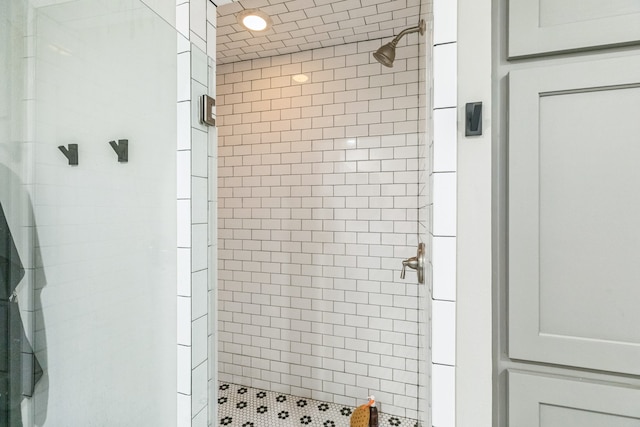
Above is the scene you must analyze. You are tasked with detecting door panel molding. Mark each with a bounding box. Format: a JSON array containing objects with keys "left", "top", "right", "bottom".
[
  {"left": 509, "top": 0, "right": 640, "bottom": 57},
  {"left": 508, "top": 55, "right": 640, "bottom": 375},
  {"left": 509, "top": 370, "right": 640, "bottom": 427}
]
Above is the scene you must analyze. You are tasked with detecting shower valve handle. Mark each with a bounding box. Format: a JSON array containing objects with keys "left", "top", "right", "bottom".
[
  {"left": 400, "top": 243, "right": 426, "bottom": 284},
  {"left": 400, "top": 257, "right": 419, "bottom": 279}
]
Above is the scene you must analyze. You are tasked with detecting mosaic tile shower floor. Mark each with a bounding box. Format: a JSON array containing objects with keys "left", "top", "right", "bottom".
[{"left": 218, "top": 382, "right": 418, "bottom": 427}]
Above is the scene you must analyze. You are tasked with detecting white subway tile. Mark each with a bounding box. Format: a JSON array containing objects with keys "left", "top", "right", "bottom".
[
  {"left": 177, "top": 101, "right": 191, "bottom": 150},
  {"left": 193, "top": 129, "right": 209, "bottom": 177},
  {"left": 434, "top": 0, "right": 458, "bottom": 45},
  {"left": 192, "top": 177, "right": 208, "bottom": 224},
  {"left": 355, "top": 160, "right": 380, "bottom": 173},
  {"left": 434, "top": 107, "right": 457, "bottom": 172},
  {"left": 192, "top": 361, "right": 208, "bottom": 415},
  {"left": 177, "top": 200, "right": 191, "bottom": 247},
  {"left": 176, "top": 2, "right": 189, "bottom": 38},
  {"left": 177, "top": 345, "right": 191, "bottom": 394},
  {"left": 433, "top": 173, "right": 457, "bottom": 236},
  {"left": 177, "top": 296, "right": 191, "bottom": 346},
  {"left": 193, "top": 407, "right": 207, "bottom": 427},
  {"left": 177, "top": 52, "right": 191, "bottom": 102},
  {"left": 192, "top": 269, "right": 208, "bottom": 319},
  {"left": 433, "top": 236, "right": 457, "bottom": 301},
  {"left": 432, "top": 300, "right": 456, "bottom": 366},
  {"left": 432, "top": 364, "right": 456, "bottom": 427},
  {"left": 192, "top": 224, "right": 208, "bottom": 270},
  {"left": 191, "top": 41, "right": 208, "bottom": 86},
  {"left": 177, "top": 151, "right": 191, "bottom": 199},
  {"left": 433, "top": 43, "right": 457, "bottom": 109},
  {"left": 192, "top": 316, "right": 208, "bottom": 367},
  {"left": 177, "top": 393, "right": 191, "bottom": 427},
  {"left": 190, "top": 31, "right": 206, "bottom": 53},
  {"left": 207, "top": 23, "right": 217, "bottom": 60},
  {"left": 177, "top": 248, "right": 191, "bottom": 297}
]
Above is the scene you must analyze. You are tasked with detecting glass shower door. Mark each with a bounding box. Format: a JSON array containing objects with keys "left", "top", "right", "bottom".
[{"left": 2, "top": 0, "right": 178, "bottom": 425}]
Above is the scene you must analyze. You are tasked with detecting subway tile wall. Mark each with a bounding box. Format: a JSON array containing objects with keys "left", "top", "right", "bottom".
[
  {"left": 175, "top": 0, "right": 218, "bottom": 426},
  {"left": 217, "top": 38, "right": 423, "bottom": 418}
]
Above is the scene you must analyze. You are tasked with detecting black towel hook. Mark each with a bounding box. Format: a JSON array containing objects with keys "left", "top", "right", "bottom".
[
  {"left": 58, "top": 144, "right": 78, "bottom": 165},
  {"left": 108, "top": 139, "right": 128, "bottom": 163}
]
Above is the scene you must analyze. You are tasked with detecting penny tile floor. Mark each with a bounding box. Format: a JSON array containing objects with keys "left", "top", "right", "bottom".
[{"left": 218, "top": 382, "right": 418, "bottom": 427}]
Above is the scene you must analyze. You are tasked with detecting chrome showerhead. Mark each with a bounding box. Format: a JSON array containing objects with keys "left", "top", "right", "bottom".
[{"left": 373, "top": 19, "right": 426, "bottom": 68}]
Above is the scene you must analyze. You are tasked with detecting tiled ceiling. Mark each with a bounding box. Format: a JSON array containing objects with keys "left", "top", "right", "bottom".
[{"left": 216, "top": 0, "right": 421, "bottom": 64}]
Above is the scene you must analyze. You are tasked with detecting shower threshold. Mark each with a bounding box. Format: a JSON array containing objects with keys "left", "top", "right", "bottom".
[{"left": 218, "top": 382, "right": 418, "bottom": 426}]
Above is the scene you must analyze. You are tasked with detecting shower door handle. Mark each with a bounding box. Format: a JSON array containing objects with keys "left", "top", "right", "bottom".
[{"left": 400, "top": 243, "right": 425, "bottom": 284}]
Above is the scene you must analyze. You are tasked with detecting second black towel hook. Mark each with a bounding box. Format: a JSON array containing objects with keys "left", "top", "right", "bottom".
[{"left": 108, "top": 139, "right": 128, "bottom": 163}]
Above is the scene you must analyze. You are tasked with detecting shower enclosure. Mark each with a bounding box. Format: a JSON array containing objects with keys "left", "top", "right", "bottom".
[
  {"left": 215, "top": 1, "right": 431, "bottom": 425},
  {"left": 2, "top": 0, "right": 178, "bottom": 424}
]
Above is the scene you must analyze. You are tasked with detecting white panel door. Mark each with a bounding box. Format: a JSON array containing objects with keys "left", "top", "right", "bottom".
[
  {"left": 509, "top": 371, "right": 640, "bottom": 427},
  {"left": 509, "top": 0, "right": 640, "bottom": 57},
  {"left": 508, "top": 55, "right": 640, "bottom": 375}
]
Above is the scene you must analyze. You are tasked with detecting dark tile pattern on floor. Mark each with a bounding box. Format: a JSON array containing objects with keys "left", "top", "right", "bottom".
[{"left": 218, "top": 382, "right": 418, "bottom": 427}]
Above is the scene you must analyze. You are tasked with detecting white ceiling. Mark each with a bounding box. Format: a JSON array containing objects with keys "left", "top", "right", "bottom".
[{"left": 216, "top": 0, "right": 421, "bottom": 64}]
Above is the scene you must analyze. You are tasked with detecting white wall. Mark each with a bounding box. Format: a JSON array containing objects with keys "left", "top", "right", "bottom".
[
  {"left": 430, "top": 0, "right": 494, "bottom": 425},
  {"left": 2, "top": 1, "right": 220, "bottom": 426},
  {"left": 217, "top": 38, "right": 423, "bottom": 418},
  {"left": 455, "top": 0, "right": 493, "bottom": 425},
  {"left": 30, "top": 2, "right": 177, "bottom": 425}
]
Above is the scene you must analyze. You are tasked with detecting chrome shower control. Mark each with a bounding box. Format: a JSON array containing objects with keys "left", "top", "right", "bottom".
[{"left": 400, "top": 243, "right": 426, "bottom": 284}]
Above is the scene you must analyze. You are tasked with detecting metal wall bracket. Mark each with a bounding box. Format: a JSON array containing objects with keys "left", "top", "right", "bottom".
[
  {"left": 108, "top": 139, "right": 128, "bottom": 163},
  {"left": 58, "top": 144, "right": 78, "bottom": 165},
  {"left": 200, "top": 94, "right": 216, "bottom": 127}
]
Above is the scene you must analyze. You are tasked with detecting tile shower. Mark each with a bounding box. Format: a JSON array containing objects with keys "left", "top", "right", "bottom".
[
  {"left": 3, "top": 0, "right": 445, "bottom": 425},
  {"left": 217, "top": 35, "right": 425, "bottom": 420}
]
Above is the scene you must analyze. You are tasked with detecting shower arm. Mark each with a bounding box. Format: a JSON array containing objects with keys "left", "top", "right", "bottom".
[{"left": 387, "top": 20, "right": 426, "bottom": 49}]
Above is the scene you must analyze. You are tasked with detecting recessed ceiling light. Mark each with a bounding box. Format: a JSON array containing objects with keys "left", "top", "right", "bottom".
[
  {"left": 237, "top": 9, "right": 272, "bottom": 32},
  {"left": 292, "top": 74, "right": 309, "bottom": 83}
]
